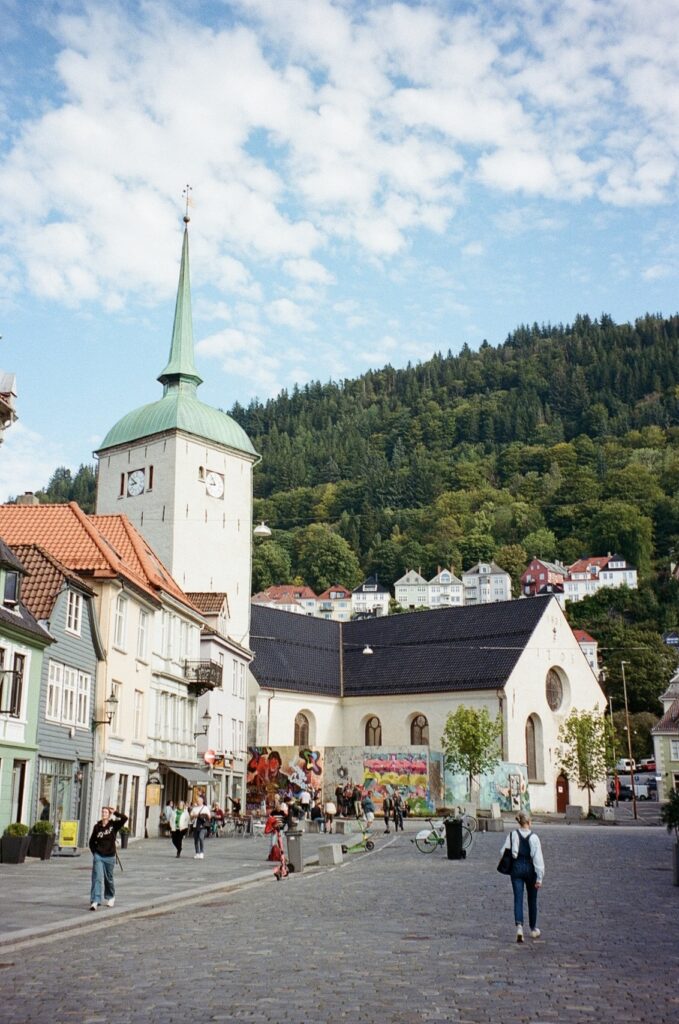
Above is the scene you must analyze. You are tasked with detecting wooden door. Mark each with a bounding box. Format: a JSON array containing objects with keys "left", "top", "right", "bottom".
[{"left": 556, "top": 773, "right": 569, "bottom": 813}]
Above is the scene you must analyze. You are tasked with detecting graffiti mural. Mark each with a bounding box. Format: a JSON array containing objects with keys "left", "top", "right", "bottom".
[
  {"left": 246, "top": 746, "right": 324, "bottom": 811},
  {"left": 442, "top": 760, "right": 531, "bottom": 812},
  {"left": 362, "top": 750, "right": 434, "bottom": 815}
]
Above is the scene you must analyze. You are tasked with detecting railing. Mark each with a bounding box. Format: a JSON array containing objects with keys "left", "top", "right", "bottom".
[{"left": 183, "top": 659, "right": 223, "bottom": 695}]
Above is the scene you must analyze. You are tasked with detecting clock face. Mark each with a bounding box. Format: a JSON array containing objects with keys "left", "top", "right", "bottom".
[
  {"left": 205, "top": 471, "right": 224, "bottom": 498},
  {"left": 127, "top": 469, "right": 145, "bottom": 496}
]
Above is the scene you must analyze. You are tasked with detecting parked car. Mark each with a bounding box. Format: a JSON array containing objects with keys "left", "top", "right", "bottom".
[
  {"left": 638, "top": 758, "right": 656, "bottom": 773},
  {"left": 615, "top": 758, "right": 636, "bottom": 773}
]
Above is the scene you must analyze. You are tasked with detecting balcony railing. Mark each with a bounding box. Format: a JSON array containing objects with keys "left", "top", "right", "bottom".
[{"left": 183, "top": 659, "right": 223, "bottom": 695}]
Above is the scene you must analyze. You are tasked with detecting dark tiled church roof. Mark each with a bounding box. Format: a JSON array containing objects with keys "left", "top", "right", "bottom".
[{"left": 250, "top": 596, "right": 553, "bottom": 697}]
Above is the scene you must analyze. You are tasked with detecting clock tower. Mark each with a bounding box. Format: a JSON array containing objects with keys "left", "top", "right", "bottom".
[{"left": 94, "top": 219, "right": 259, "bottom": 644}]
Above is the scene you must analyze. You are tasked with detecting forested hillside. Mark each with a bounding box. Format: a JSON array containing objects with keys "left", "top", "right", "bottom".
[{"left": 32, "top": 312, "right": 679, "bottom": 710}]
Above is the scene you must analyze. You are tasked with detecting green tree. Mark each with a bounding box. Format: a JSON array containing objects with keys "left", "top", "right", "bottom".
[
  {"left": 294, "top": 524, "right": 362, "bottom": 593},
  {"left": 522, "top": 527, "right": 558, "bottom": 561},
  {"left": 557, "top": 709, "right": 611, "bottom": 814},
  {"left": 441, "top": 705, "right": 503, "bottom": 799},
  {"left": 588, "top": 500, "right": 653, "bottom": 574},
  {"left": 251, "top": 541, "right": 292, "bottom": 594},
  {"left": 494, "top": 543, "right": 528, "bottom": 597}
]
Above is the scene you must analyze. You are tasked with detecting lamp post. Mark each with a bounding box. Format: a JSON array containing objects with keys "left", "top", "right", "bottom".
[
  {"left": 92, "top": 688, "right": 119, "bottom": 728},
  {"left": 194, "top": 710, "right": 212, "bottom": 739},
  {"left": 621, "top": 661, "right": 638, "bottom": 821}
]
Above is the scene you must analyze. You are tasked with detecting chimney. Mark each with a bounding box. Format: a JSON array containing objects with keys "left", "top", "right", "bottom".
[{"left": 16, "top": 492, "right": 39, "bottom": 506}]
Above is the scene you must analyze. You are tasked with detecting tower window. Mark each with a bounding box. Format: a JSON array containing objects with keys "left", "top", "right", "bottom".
[
  {"left": 119, "top": 473, "right": 125, "bottom": 497},
  {"left": 148, "top": 465, "right": 154, "bottom": 491}
]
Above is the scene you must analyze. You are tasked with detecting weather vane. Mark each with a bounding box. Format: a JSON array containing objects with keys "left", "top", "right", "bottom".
[{"left": 182, "top": 183, "right": 193, "bottom": 224}]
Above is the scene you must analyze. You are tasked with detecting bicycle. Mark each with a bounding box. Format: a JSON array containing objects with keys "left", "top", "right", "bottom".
[
  {"left": 453, "top": 806, "right": 478, "bottom": 833},
  {"left": 412, "top": 817, "right": 473, "bottom": 854}
]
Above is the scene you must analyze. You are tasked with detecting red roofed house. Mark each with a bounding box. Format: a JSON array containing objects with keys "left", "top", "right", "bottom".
[
  {"left": 251, "top": 585, "right": 318, "bottom": 616},
  {"left": 563, "top": 554, "right": 638, "bottom": 602},
  {"left": 521, "top": 558, "right": 567, "bottom": 597},
  {"left": 572, "top": 629, "right": 599, "bottom": 673},
  {"left": 317, "top": 585, "right": 353, "bottom": 621},
  {"left": 0, "top": 500, "right": 207, "bottom": 835}
]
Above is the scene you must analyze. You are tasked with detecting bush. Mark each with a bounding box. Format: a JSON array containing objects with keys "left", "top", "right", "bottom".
[
  {"left": 30, "top": 820, "right": 54, "bottom": 835},
  {"left": 4, "top": 822, "right": 29, "bottom": 837}
]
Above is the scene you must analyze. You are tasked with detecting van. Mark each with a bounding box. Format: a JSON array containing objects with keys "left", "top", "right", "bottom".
[{"left": 615, "top": 758, "right": 636, "bottom": 773}]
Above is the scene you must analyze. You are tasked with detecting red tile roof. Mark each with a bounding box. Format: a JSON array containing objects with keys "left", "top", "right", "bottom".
[
  {"left": 256, "top": 585, "right": 318, "bottom": 601},
  {"left": 0, "top": 503, "right": 198, "bottom": 613},
  {"left": 568, "top": 556, "right": 609, "bottom": 574},
  {"left": 573, "top": 629, "right": 596, "bottom": 643},
  {"left": 10, "top": 543, "right": 94, "bottom": 621},
  {"left": 186, "top": 592, "right": 228, "bottom": 615},
  {"left": 653, "top": 698, "right": 679, "bottom": 734},
  {"left": 317, "top": 585, "right": 352, "bottom": 599}
]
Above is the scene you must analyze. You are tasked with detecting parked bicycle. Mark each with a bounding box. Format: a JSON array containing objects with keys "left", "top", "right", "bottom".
[{"left": 412, "top": 817, "right": 473, "bottom": 854}]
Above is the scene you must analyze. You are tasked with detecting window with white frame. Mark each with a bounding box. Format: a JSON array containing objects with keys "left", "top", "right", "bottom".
[
  {"left": 180, "top": 620, "right": 188, "bottom": 660},
  {"left": 237, "top": 720, "right": 244, "bottom": 753},
  {"left": 232, "top": 662, "right": 238, "bottom": 695},
  {"left": 231, "top": 718, "right": 237, "bottom": 753},
  {"left": 133, "top": 690, "right": 143, "bottom": 741},
  {"left": 670, "top": 739, "right": 679, "bottom": 761},
  {"left": 110, "top": 681, "right": 122, "bottom": 733},
  {"left": 76, "top": 673, "right": 91, "bottom": 727},
  {"left": 66, "top": 590, "right": 83, "bottom": 635},
  {"left": 113, "top": 595, "right": 128, "bottom": 650},
  {"left": 239, "top": 663, "right": 246, "bottom": 698},
  {"left": 137, "top": 610, "right": 149, "bottom": 660},
  {"left": 217, "top": 714, "right": 224, "bottom": 751},
  {"left": 62, "top": 667, "right": 77, "bottom": 724},
  {"left": 161, "top": 610, "right": 169, "bottom": 657},
  {"left": 46, "top": 661, "right": 64, "bottom": 721}
]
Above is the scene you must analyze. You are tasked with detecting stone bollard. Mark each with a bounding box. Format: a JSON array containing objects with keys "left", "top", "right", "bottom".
[
  {"left": 318, "top": 843, "right": 343, "bottom": 866},
  {"left": 565, "top": 805, "right": 584, "bottom": 823}
]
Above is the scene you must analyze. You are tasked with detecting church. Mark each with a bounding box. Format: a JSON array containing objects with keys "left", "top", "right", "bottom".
[{"left": 87, "top": 214, "right": 606, "bottom": 819}]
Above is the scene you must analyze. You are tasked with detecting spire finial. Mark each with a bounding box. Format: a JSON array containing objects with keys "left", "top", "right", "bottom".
[{"left": 182, "top": 183, "right": 192, "bottom": 224}]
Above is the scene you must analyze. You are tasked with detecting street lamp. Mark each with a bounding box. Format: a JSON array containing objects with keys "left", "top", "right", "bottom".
[
  {"left": 620, "top": 661, "right": 638, "bottom": 821},
  {"left": 92, "top": 688, "right": 119, "bottom": 728},
  {"left": 253, "top": 521, "right": 272, "bottom": 538},
  {"left": 194, "top": 710, "right": 212, "bottom": 738}
]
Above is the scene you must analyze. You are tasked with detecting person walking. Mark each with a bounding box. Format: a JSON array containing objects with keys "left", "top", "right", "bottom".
[
  {"left": 324, "top": 798, "right": 337, "bottom": 833},
  {"left": 39, "top": 796, "right": 51, "bottom": 821},
  {"left": 88, "top": 805, "right": 127, "bottom": 911},
  {"left": 361, "top": 791, "right": 375, "bottom": 829},
  {"left": 300, "top": 788, "right": 312, "bottom": 819},
  {"left": 393, "top": 790, "right": 404, "bottom": 832},
  {"left": 382, "top": 792, "right": 394, "bottom": 833},
  {"left": 170, "top": 801, "right": 190, "bottom": 857},
  {"left": 190, "top": 795, "right": 211, "bottom": 859},
  {"left": 500, "top": 811, "right": 544, "bottom": 942}
]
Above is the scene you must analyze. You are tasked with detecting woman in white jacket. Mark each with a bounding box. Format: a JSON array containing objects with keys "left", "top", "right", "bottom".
[
  {"left": 170, "top": 801, "right": 191, "bottom": 858},
  {"left": 500, "top": 811, "right": 545, "bottom": 943}
]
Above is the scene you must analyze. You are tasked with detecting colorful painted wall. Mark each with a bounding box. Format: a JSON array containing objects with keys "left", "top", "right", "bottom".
[
  {"left": 439, "top": 756, "right": 531, "bottom": 813},
  {"left": 246, "top": 746, "right": 324, "bottom": 811}
]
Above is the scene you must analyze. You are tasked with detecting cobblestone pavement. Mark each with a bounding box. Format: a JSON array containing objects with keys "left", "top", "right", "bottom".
[{"left": 1, "top": 823, "right": 677, "bottom": 1023}]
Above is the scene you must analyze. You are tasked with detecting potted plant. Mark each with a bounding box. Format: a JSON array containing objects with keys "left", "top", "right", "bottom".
[
  {"left": 28, "top": 820, "right": 55, "bottom": 860},
  {"left": 1, "top": 823, "right": 31, "bottom": 864},
  {"left": 119, "top": 825, "right": 130, "bottom": 849},
  {"left": 660, "top": 789, "right": 679, "bottom": 886}
]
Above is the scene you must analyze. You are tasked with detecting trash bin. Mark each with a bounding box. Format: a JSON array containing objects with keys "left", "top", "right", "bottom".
[
  {"left": 444, "top": 818, "right": 465, "bottom": 860},
  {"left": 286, "top": 829, "right": 304, "bottom": 873}
]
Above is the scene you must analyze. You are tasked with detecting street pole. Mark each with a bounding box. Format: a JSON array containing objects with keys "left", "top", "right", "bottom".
[
  {"left": 608, "top": 693, "right": 619, "bottom": 806},
  {"left": 621, "top": 661, "right": 637, "bottom": 821}
]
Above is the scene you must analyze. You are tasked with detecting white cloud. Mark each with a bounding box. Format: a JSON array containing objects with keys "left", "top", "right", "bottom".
[
  {"left": 267, "top": 298, "right": 315, "bottom": 331},
  {"left": 462, "top": 241, "right": 484, "bottom": 257},
  {"left": 0, "top": 422, "right": 71, "bottom": 501},
  {"left": 642, "top": 264, "right": 673, "bottom": 281},
  {"left": 196, "top": 327, "right": 283, "bottom": 398},
  {"left": 283, "top": 258, "right": 334, "bottom": 285}
]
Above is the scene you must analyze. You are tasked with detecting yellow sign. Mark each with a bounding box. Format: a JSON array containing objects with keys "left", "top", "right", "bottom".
[
  {"left": 59, "top": 820, "right": 79, "bottom": 847},
  {"left": 146, "top": 783, "right": 161, "bottom": 806}
]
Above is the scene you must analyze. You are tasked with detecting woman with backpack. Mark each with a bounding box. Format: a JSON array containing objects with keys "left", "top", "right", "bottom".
[{"left": 499, "top": 811, "right": 544, "bottom": 942}]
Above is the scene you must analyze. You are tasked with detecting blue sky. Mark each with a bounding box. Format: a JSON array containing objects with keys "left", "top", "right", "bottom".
[{"left": 2, "top": 0, "right": 679, "bottom": 500}]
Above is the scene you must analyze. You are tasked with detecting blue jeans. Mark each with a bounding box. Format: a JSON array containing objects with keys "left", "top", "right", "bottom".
[
  {"left": 194, "top": 827, "right": 206, "bottom": 853},
  {"left": 90, "top": 853, "right": 115, "bottom": 904},
  {"left": 511, "top": 874, "right": 538, "bottom": 929}
]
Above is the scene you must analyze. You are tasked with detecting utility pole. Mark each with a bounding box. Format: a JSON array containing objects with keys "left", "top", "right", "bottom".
[{"left": 621, "top": 660, "right": 637, "bottom": 821}]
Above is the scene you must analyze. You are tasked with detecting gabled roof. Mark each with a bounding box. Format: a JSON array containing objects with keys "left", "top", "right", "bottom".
[
  {"left": 250, "top": 595, "right": 556, "bottom": 698},
  {"left": 573, "top": 629, "right": 596, "bottom": 644},
  {"left": 10, "top": 544, "right": 95, "bottom": 622},
  {"left": 462, "top": 561, "right": 509, "bottom": 578},
  {"left": 186, "top": 592, "right": 228, "bottom": 615},
  {"left": 394, "top": 569, "right": 427, "bottom": 586},
  {"left": 652, "top": 698, "right": 679, "bottom": 735},
  {"left": 254, "top": 584, "right": 317, "bottom": 602},
  {"left": 318, "top": 585, "right": 352, "bottom": 600},
  {"left": 0, "top": 537, "right": 26, "bottom": 573},
  {"left": 429, "top": 568, "right": 462, "bottom": 585},
  {"left": 568, "top": 554, "right": 633, "bottom": 574},
  {"left": 523, "top": 559, "right": 566, "bottom": 576},
  {"left": 352, "top": 575, "right": 390, "bottom": 595},
  {"left": 0, "top": 503, "right": 198, "bottom": 613}
]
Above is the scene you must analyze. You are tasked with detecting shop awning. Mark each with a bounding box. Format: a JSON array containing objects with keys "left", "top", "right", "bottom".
[{"left": 161, "top": 763, "right": 216, "bottom": 788}]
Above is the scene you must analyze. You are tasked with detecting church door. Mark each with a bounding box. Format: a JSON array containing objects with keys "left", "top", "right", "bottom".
[{"left": 556, "top": 774, "right": 569, "bottom": 813}]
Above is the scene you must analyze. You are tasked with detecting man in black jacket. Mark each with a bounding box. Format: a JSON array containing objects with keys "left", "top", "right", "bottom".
[{"left": 89, "top": 806, "right": 127, "bottom": 911}]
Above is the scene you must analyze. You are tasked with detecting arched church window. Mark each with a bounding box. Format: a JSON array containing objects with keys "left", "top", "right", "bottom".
[
  {"left": 526, "top": 716, "right": 538, "bottom": 781},
  {"left": 365, "top": 716, "right": 382, "bottom": 746},
  {"left": 411, "top": 714, "right": 429, "bottom": 745},
  {"left": 546, "top": 669, "right": 563, "bottom": 711},
  {"left": 294, "top": 713, "right": 309, "bottom": 747}
]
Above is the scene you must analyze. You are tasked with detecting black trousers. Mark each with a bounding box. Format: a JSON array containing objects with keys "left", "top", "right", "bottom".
[{"left": 171, "top": 828, "right": 187, "bottom": 853}]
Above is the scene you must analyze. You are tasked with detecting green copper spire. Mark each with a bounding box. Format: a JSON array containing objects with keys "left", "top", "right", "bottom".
[{"left": 157, "top": 220, "right": 203, "bottom": 395}]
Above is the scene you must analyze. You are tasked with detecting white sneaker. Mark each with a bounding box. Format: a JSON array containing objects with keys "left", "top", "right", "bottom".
[
  {"left": 198, "top": 853, "right": 204, "bottom": 859},
  {"left": 516, "top": 925, "right": 524, "bottom": 943},
  {"left": 89, "top": 902, "right": 97, "bottom": 911},
  {"left": 531, "top": 928, "right": 541, "bottom": 939},
  {"left": 193, "top": 854, "right": 200, "bottom": 859},
  {"left": 106, "top": 897, "right": 115, "bottom": 908}
]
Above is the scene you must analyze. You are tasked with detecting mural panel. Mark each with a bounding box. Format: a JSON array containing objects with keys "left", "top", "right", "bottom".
[
  {"left": 441, "top": 760, "right": 530, "bottom": 812},
  {"left": 246, "top": 746, "right": 323, "bottom": 811},
  {"left": 362, "top": 749, "right": 435, "bottom": 815}
]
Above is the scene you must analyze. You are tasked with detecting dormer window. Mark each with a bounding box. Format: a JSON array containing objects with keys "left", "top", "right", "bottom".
[{"left": 3, "top": 571, "right": 19, "bottom": 606}]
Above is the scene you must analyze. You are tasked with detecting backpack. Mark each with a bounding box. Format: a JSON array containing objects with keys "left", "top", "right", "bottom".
[{"left": 512, "top": 830, "right": 536, "bottom": 881}]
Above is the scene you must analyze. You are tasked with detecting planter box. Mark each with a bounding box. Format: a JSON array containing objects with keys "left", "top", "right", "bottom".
[
  {"left": 28, "top": 833, "right": 55, "bottom": 860},
  {"left": 1, "top": 835, "right": 31, "bottom": 864}
]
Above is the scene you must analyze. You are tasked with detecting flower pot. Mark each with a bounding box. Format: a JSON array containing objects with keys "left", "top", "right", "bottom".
[
  {"left": 120, "top": 832, "right": 129, "bottom": 849},
  {"left": 28, "top": 833, "right": 55, "bottom": 860},
  {"left": 1, "top": 835, "right": 31, "bottom": 864}
]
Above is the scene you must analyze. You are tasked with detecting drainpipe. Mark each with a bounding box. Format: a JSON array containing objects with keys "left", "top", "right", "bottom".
[{"left": 496, "top": 688, "right": 506, "bottom": 760}]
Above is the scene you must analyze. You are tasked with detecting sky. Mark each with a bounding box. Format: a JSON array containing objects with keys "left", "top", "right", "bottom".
[{"left": 1, "top": 0, "right": 679, "bottom": 501}]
